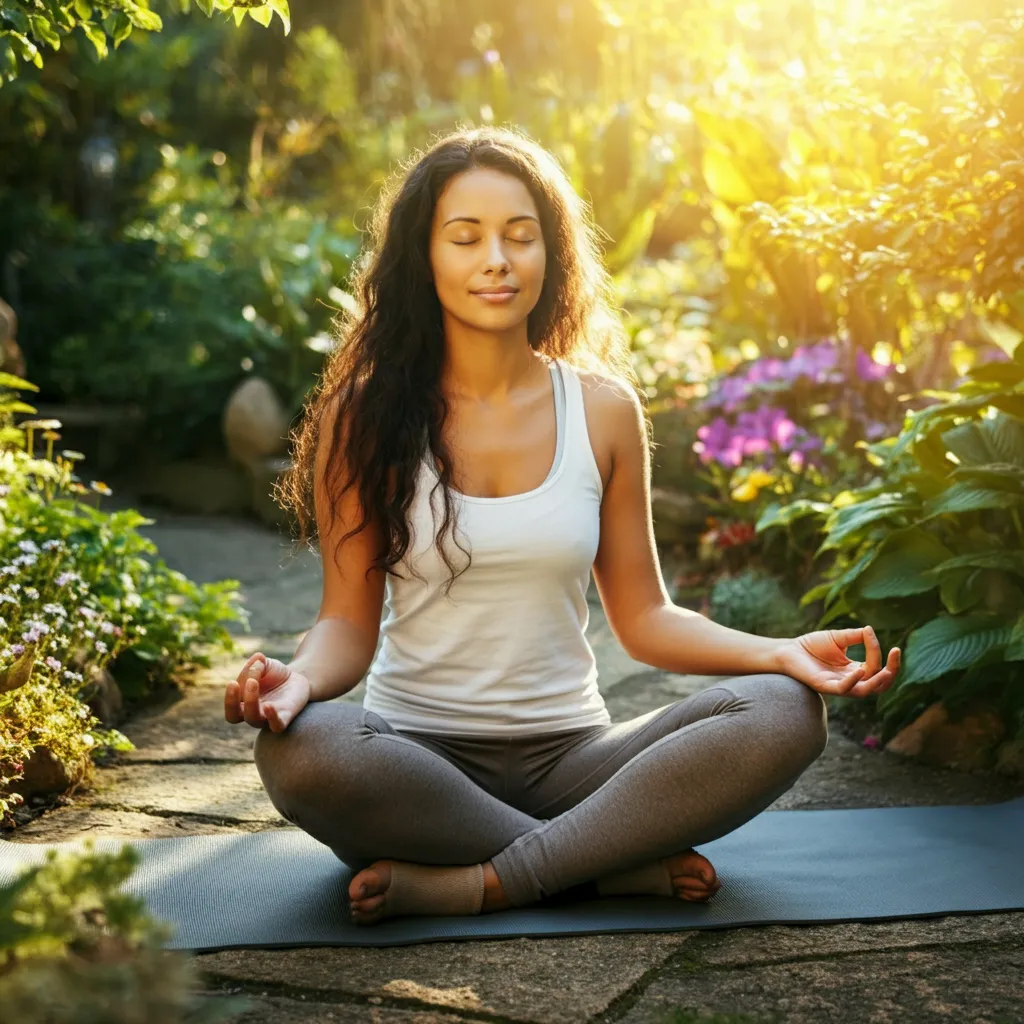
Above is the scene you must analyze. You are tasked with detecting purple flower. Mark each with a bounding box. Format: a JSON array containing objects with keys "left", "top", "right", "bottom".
[
  {"left": 856, "top": 349, "right": 891, "bottom": 381},
  {"left": 44, "top": 656, "right": 61, "bottom": 671}
]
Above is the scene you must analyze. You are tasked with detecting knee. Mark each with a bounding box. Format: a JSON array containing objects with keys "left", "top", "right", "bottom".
[
  {"left": 759, "top": 673, "right": 829, "bottom": 761},
  {"left": 253, "top": 701, "right": 371, "bottom": 812}
]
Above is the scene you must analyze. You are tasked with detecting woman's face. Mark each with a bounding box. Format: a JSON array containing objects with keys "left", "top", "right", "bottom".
[{"left": 429, "top": 166, "right": 547, "bottom": 334}]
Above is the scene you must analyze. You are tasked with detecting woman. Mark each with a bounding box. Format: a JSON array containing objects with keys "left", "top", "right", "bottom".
[{"left": 224, "top": 126, "right": 900, "bottom": 927}]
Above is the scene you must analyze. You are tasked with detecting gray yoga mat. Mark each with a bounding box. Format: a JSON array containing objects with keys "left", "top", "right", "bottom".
[{"left": 2, "top": 795, "right": 1022, "bottom": 950}]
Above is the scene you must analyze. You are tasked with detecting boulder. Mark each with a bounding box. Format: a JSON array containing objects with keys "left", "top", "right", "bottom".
[
  {"left": 885, "top": 700, "right": 1006, "bottom": 772},
  {"left": 222, "top": 376, "right": 292, "bottom": 465},
  {"left": 83, "top": 664, "right": 124, "bottom": 727}
]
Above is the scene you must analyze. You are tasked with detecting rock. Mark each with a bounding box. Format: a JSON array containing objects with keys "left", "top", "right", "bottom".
[
  {"left": 17, "top": 746, "right": 85, "bottom": 799},
  {"left": 994, "top": 737, "right": 1024, "bottom": 778},
  {"left": 223, "top": 376, "right": 291, "bottom": 465},
  {"left": 650, "top": 486, "right": 704, "bottom": 546},
  {"left": 140, "top": 455, "right": 251, "bottom": 515},
  {"left": 83, "top": 664, "right": 124, "bottom": 726},
  {"left": 885, "top": 701, "right": 1006, "bottom": 772}
]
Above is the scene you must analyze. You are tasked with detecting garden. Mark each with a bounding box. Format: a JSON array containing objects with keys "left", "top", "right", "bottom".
[{"left": 2, "top": 0, "right": 1024, "bottom": 1020}]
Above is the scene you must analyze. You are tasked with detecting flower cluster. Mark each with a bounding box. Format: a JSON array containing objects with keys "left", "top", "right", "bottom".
[
  {"left": 703, "top": 339, "right": 894, "bottom": 414},
  {"left": 695, "top": 406, "right": 824, "bottom": 469}
]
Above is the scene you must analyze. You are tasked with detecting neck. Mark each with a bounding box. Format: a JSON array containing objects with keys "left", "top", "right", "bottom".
[{"left": 438, "top": 319, "right": 543, "bottom": 402}]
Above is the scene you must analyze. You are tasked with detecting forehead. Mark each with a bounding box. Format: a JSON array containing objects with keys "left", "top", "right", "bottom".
[{"left": 434, "top": 167, "right": 538, "bottom": 222}]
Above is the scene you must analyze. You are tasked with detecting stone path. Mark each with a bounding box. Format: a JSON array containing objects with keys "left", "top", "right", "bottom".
[{"left": 10, "top": 497, "right": 1024, "bottom": 1023}]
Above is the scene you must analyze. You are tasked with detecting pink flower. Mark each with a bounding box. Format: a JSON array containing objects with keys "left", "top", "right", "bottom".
[{"left": 862, "top": 735, "right": 880, "bottom": 749}]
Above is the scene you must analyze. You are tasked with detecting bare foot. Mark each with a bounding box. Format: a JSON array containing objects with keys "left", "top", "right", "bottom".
[
  {"left": 348, "top": 860, "right": 396, "bottom": 926},
  {"left": 663, "top": 848, "right": 721, "bottom": 902}
]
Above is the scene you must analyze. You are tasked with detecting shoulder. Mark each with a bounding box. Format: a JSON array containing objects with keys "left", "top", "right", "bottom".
[
  {"left": 569, "top": 365, "right": 647, "bottom": 488},
  {"left": 574, "top": 367, "right": 646, "bottom": 437}
]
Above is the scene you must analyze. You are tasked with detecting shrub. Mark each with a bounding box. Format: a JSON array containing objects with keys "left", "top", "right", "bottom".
[
  {"left": 0, "top": 373, "right": 248, "bottom": 823},
  {"left": 706, "top": 568, "right": 811, "bottom": 639},
  {"left": 0, "top": 841, "right": 251, "bottom": 1022},
  {"left": 770, "top": 349, "right": 1024, "bottom": 744}
]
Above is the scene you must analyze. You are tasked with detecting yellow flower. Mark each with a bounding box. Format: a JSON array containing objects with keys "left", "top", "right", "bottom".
[
  {"left": 90, "top": 481, "right": 112, "bottom": 496},
  {"left": 747, "top": 468, "right": 775, "bottom": 489},
  {"left": 731, "top": 481, "right": 760, "bottom": 502}
]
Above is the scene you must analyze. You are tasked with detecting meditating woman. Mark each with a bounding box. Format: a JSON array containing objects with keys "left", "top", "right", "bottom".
[{"left": 223, "top": 126, "right": 901, "bottom": 927}]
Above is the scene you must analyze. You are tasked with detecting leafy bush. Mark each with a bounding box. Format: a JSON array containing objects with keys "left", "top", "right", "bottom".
[
  {"left": 767, "top": 349, "right": 1024, "bottom": 743},
  {"left": 706, "top": 568, "right": 811, "bottom": 640},
  {"left": 0, "top": 841, "right": 250, "bottom": 1023},
  {"left": 0, "top": 373, "right": 248, "bottom": 823},
  {"left": 679, "top": 337, "right": 910, "bottom": 583},
  {"left": 0, "top": 155, "right": 357, "bottom": 459}
]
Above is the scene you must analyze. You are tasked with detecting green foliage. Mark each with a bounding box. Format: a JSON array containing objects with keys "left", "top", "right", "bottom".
[
  {"left": 0, "top": 373, "right": 248, "bottom": 822},
  {"left": 707, "top": 568, "right": 811, "bottom": 640},
  {"left": 0, "top": 0, "right": 288, "bottom": 86},
  {"left": 0, "top": 157, "right": 357, "bottom": 456},
  {"left": 0, "top": 841, "right": 251, "bottom": 1022},
  {"left": 783, "top": 347, "right": 1024, "bottom": 743}
]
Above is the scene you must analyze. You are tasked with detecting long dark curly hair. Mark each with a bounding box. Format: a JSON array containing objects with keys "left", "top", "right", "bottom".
[{"left": 276, "top": 125, "right": 647, "bottom": 596}]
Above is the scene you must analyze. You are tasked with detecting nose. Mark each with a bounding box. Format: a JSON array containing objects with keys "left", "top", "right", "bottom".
[{"left": 483, "top": 233, "right": 511, "bottom": 274}]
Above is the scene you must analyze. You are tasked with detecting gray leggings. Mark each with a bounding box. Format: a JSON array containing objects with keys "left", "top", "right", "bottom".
[{"left": 253, "top": 672, "right": 828, "bottom": 908}]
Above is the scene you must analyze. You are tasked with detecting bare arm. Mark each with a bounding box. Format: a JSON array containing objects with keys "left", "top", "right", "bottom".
[
  {"left": 591, "top": 379, "right": 787, "bottom": 676},
  {"left": 287, "top": 393, "right": 386, "bottom": 702}
]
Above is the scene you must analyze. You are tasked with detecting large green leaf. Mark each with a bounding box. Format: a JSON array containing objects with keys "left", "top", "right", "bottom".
[
  {"left": 855, "top": 527, "right": 954, "bottom": 600},
  {"left": 948, "top": 463, "right": 1024, "bottom": 493},
  {"left": 1005, "top": 616, "right": 1024, "bottom": 660},
  {"left": 755, "top": 498, "right": 831, "bottom": 533},
  {"left": 701, "top": 146, "right": 758, "bottom": 205},
  {"left": 920, "top": 482, "right": 1024, "bottom": 519},
  {"left": 942, "top": 412, "right": 1024, "bottom": 468},
  {"left": 923, "top": 549, "right": 1024, "bottom": 580},
  {"left": 899, "top": 612, "right": 1015, "bottom": 686},
  {"left": 816, "top": 493, "right": 917, "bottom": 553},
  {"left": 938, "top": 567, "right": 986, "bottom": 615}
]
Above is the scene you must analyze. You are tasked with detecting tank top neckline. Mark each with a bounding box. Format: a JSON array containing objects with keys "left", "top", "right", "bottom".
[{"left": 422, "top": 358, "right": 569, "bottom": 506}]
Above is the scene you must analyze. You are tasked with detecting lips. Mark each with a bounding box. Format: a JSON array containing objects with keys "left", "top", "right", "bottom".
[{"left": 472, "top": 288, "right": 519, "bottom": 295}]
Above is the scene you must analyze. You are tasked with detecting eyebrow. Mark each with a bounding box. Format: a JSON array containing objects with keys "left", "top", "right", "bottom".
[{"left": 441, "top": 215, "right": 540, "bottom": 228}]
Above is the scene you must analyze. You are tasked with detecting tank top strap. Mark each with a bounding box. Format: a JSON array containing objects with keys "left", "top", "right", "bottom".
[{"left": 554, "top": 358, "right": 604, "bottom": 499}]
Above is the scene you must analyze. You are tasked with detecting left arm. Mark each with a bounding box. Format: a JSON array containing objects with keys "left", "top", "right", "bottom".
[
  {"left": 589, "top": 378, "right": 901, "bottom": 691},
  {"left": 589, "top": 378, "right": 786, "bottom": 676}
]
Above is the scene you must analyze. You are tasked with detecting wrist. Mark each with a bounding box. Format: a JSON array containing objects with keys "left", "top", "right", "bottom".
[{"left": 767, "top": 637, "right": 798, "bottom": 674}]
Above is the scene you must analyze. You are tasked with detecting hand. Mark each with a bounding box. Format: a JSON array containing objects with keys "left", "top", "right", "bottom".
[
  {"left": 773, "top": 626, "right": 901, "bottom": 698},
  {"left": 224, "top": 652, "right": 311, "bottom": 732}
]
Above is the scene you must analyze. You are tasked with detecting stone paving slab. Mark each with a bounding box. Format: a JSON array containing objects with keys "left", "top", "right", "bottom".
[
  {"left": 197, "top": 933, "right": 690, "bottom": 1024},
  {"left": 13, "top": 807, "right": 266, "bottom": 842},
  {"left": 609, "top": 943, "right": 1024, "bottom": 1024},
  {"left": 75, "top": 762, "right": 285, "bottom": 825},
  {"left": 692, "top": 912, "right": 1024, "bottom": 967}
]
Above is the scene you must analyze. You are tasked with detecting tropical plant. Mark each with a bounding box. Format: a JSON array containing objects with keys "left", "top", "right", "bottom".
[{"left": 763, "top": 347, "right": 1024, "bottom": 743}]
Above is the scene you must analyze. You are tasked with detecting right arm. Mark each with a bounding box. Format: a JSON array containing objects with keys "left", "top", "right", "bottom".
[{"left": 286, "top": 393, "right": 386, "bottom": 703}]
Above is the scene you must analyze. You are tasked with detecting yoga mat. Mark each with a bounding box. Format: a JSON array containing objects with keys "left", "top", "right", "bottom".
[{"left": 2, "top": 796, "right": 1022, "bottom": 951}]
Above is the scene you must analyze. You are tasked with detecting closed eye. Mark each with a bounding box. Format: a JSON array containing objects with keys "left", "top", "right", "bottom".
[{"left": 452, "top": 239, "right": 535, "bottom": 245}]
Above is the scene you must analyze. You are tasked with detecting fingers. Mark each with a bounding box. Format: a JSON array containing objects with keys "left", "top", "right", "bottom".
[
  {"left": 225, "top": 653, "right": 266, "bottom": 726},
  {"left": 862, "top": 625, "right": 882, "bottom": 677},
  {"left": 845, "top": 646, "right": 902, "bottom": 698}
]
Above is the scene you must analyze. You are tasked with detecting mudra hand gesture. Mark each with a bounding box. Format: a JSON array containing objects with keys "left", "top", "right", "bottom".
[
  {"left": 775, "top": 625, "right": 900, "bottom": 697},
  {"left": 224, "top": 652, "right": 311, "bottom": 732}
]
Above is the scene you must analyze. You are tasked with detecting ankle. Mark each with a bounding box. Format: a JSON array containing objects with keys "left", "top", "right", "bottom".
[{"left": 480, "top": 861, "right": 511, "bottom": 913}]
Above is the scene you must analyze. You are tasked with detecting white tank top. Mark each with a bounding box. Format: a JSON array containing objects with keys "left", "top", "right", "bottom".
[{"left": 362, "top": 357, "right": 613, "bottom": 736}]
